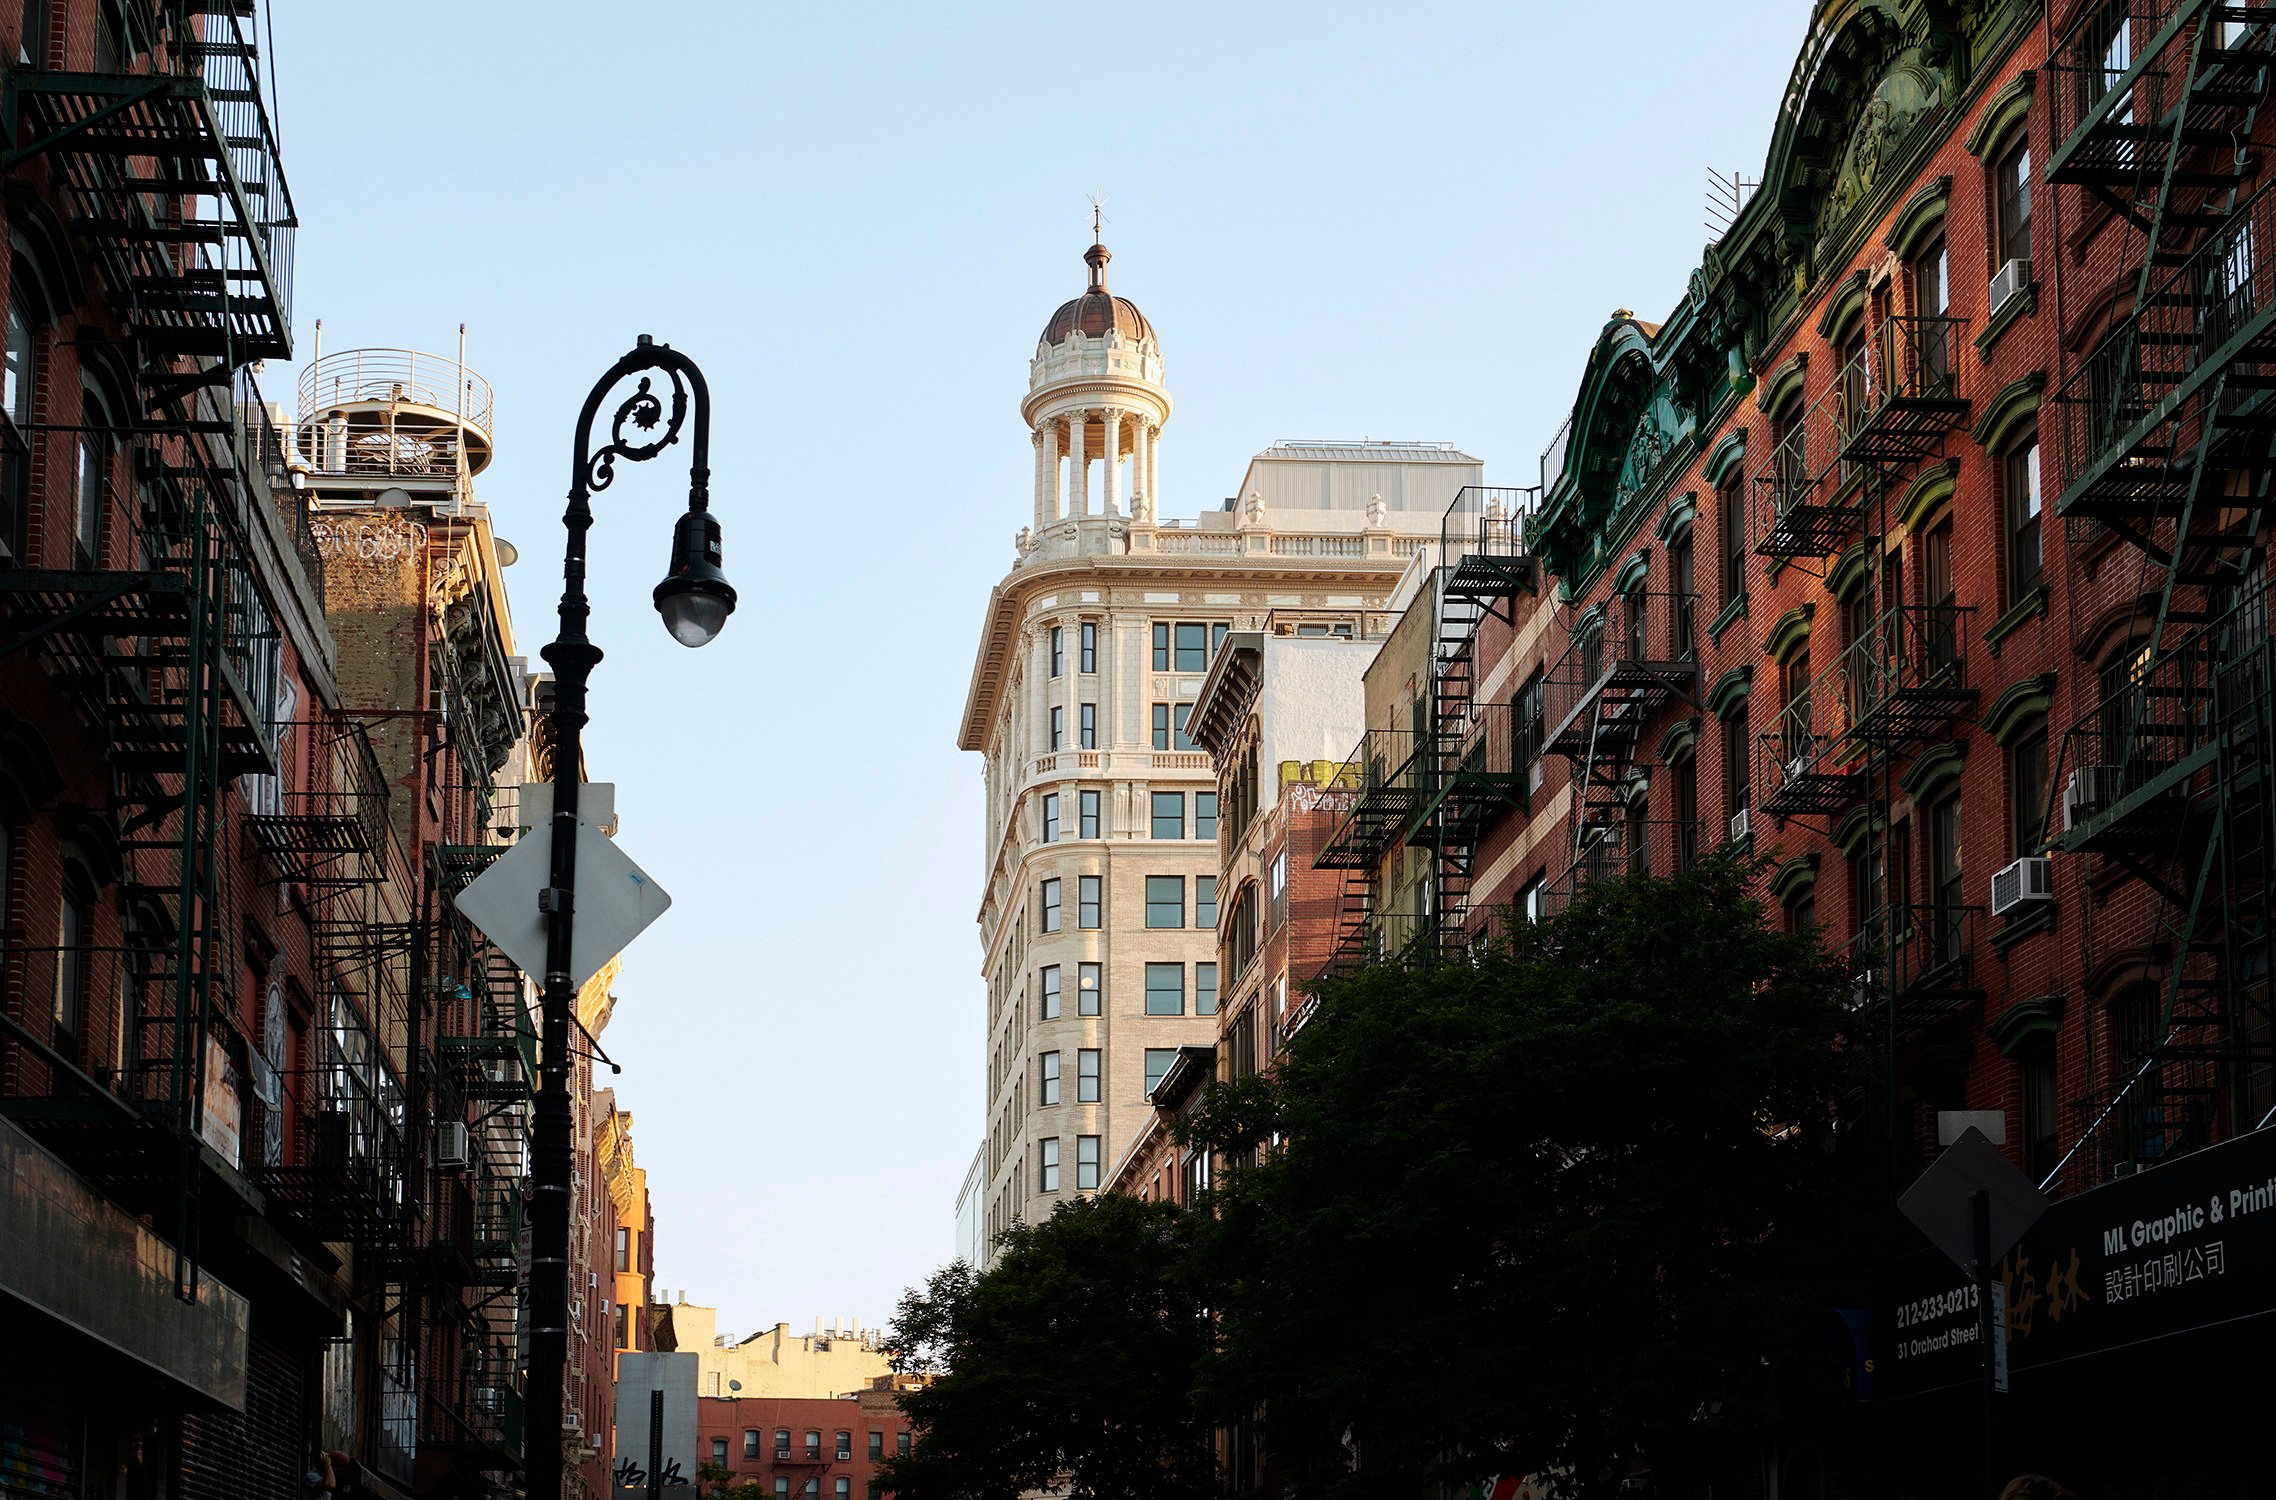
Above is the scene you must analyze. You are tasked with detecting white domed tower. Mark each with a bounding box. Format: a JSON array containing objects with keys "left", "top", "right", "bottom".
[{"left": 1019, "top": 227, "right": 1171, "bottom": 557}]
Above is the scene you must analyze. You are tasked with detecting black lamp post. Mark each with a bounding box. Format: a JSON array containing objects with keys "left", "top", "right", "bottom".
[{"left": 527, "top": 336, "right": 734, "bottom": 1500}]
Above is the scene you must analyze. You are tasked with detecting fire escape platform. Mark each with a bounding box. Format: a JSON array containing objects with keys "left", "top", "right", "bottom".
[
  {"left": 1839, "top": 394, "right": 1970, "bottom": 468},
  {"left": 2, "top": 69, "right": 294, "bottom": 361},
  {"left": 1544, "top": 663, "right": 1696, "bottom": 757}
]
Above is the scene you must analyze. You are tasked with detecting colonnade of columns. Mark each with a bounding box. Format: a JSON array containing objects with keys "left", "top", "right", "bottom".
[{"left": 1032, "top": 406, "right": 1162, "bottom": 530}]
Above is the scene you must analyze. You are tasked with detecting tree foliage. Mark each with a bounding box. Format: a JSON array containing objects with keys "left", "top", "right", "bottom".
[
  {"left": 878, "top": 1193, "right": 1218, "bottom": 1500},
  {"left": 1186, "top": 847, "right": 1871, "bottom": 1496},
  {"left": 888, "top": 850, "right": 1870, "bottom": 1499}
]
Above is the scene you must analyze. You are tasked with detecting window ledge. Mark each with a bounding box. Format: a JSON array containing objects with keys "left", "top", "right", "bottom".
[
  {"left": 1985, "top": 583, "right": 2049, "bottom": 656},
  {"left": 1975, "top": 281, "right": 2037, "bottom": 360},
  {"left": 1709, "top": 592, "right": 1751, "bottom": 645},
  {"left": 1990, "top": 900, "right": 2056, "bottom": 955}
]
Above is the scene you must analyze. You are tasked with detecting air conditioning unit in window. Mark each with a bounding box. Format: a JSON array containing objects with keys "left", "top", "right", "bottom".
[
  {"left": 1785, "top": 753, "right": 1810, "bottom": 782},
  {"left": 435, "top": 1120, "right": 469, "bottom": 1168},
  {"left": 1990, "top": 258, "right": 2032, "bottom": 318},
  {"left": 563, "top": 1412, "right": 583, "bottom": 1436},
  {"left": 1991, "top": 856, "right": 2053, "bottom": 916},
  {"left": 1729, "top": 808, "right": 1752, "bottom": 842}
]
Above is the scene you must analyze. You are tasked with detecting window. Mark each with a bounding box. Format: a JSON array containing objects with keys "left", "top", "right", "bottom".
[
  {"left": 1080, "top": 621, "right": 1097, "bottom": 673},
  {"left": 1039, "top": 1137, "right": 1060, "bottom": 1191},
  {"left": 1079, "top": 790, "right": 1100, "bottom": 839},
  {"left": 1041, "top": 793, "right": 1060, "bottom": 843},
  {"left": 54, "top": 881, "right": 90, "bottom": 1060},
  {"left": 836, "top": 1432, "right": 852, "bottom": 1462},
  {"left": 1995, "top": 134, "right": 2032, "bottom": 267},
  {"left": 1269, "top": 851, "right": 1288, "bottom": 930},
  {"left": 1723, "top": 708, "right": 1750, "bottom": 829},
  {"left": 1039, "top": 879, "right": 1061, "bottom": 933},
  {"left": 1077, "top": 1135, "right": 1102, "bottom": 1189},
  {"left": 617, "top": 1302, "right": 631, "bottom": 1349},
  {"left": 2006, "top": 440, "right": 2042, "bottom": 600},
  {"left": 898, "top": 1432, "right": 910, "bottom": 1457},
  {"left": 1079, "top": 703, "right": 1096, "bottom": 748},
  {"left": 1145, "top": 876, "right": 1185, "bottom": 927},
  {"left": 1924, "top": 520, "right": 1957, "bottom": 667},
  {"left": 1049, "top": 625, "right": 1064, "bottom": 677},
  {"left": 1195, "top": 962, "right": 1218, "bottom": 1017},
  {"left": 1152, "top": 791, "right": 1184, "bottom": 839},
  {"left": 1670, "top": 533, "right": 1697, "bottom": 656},
  {"left": 616, "top": 1226, "right": 631, "bottom": 1273},
  {"left": 777, "top": 1482, "right": 791, "bottom": 1500},
  {"left": 1146, "top": 963, "right": 1185, "bottom": 1015},
  {"left": 745, "top": 1430, "right": 762, "bottom": 1461},
  {"left": 805, "top": 1483, "right": 820, "bottom": 1500},
  {"left": 1914, "top": 236, "right": 1951, "bottom": 387},
  {"left": 1174, "top": 622, "right": 1208, "bottom": 671},
  {"left": 776, "top": 1431, "right": 792, "bottom": 1459},
  {"left": 1672, "top": 755, "right": 1699, "bottom": 871},
  {"left": 1195, "top": 875, "right": 1217, "bottom": 929},
  {"left": 2011, "top": 719, "right": 2049, "bottom": 858},
  {"left": 1718, "top": 477, "right": 1746, "bottom": 605},
  {"left": 869, "top": 1431, "right": 884, "bottom": 1461},
  {"left": 1194, "top": 792, "right": 1217, "bottom": 840},
  {"left": 713, "top": 1438, "right": 729, "bottom": 1466},
  {"left": 805, "top": 1432, "right": 822, "bottom": 1460},
  {"left": 1151, "top": 703, "right": 1199, "bottom": 751},
  {"left": 75, "top": 390, "right": 108, "bottom": 566},
  {"left": 1930, "top": 793, "right": 1964, "bottom": 965},
  {"left": 1039, "top": 1051, "right": 1061, "bottom": 1105},
  {"left": 1048, "top": 706, "right": 1064, "bottom": 750},
  {"left": 1039, "top": 965, "right": 1061, "bottom": 1019},
  {"left": 1077, "top": 1049, "right": 1100, "bottom": 1102},
  {"left": 4, "top": 293, "right": 34, "bottom": 550},
  {"left": 1145, "top": 1048, "right": 1179, "bottom": 1094},
  {"left": 1078, "top": 875, "right": 1101, "bottom": 928},
  {"left": 837, "top": 1479, "right": 851, "bottom": 1500},
  {"left": 1078, "top": 963, "right": 1101, "bottom": 1016},
  {"left": 1152, "top": 622, "right": 1170, "bottom": 671},
  {"left": 1781, "top": 647, "right": 1812, "bottom": 765},
  {"left": 2022, "top": 1045, "right": 2058, "bottom": 1182},
  {"left": 1522, "top": 876, "right": 1547, "bottom": 923},
  {"left": 1513, "top": 669, "right": 1545, "bottom": 772}
]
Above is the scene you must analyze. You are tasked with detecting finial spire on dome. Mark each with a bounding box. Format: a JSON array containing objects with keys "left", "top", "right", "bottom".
[{"left": 1085, "top": 194, "right": 1110, "bottom": 293}]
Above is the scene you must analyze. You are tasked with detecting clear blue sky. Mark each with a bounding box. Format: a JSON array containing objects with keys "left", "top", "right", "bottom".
[{"left": 268, "top": 1, "right": 1809, "bottom": 1335}]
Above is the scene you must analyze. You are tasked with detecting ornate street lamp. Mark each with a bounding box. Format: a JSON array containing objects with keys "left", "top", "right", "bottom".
[{"left": 527, "top": 336, "right": 734, "bottom": 1499}]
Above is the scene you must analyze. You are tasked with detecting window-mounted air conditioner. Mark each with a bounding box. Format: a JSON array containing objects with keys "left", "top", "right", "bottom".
[
  {"left": 563, "top": 1412, "right": 583, "bottom": 1436},
  {"left": 475, "top": 1386, "right": 504, "bottom": 1414},
  {"left": 1785, "top": 753, "right": 1810, "bottom": 782},
  {"left": 1991, "top": 856, "right": 2053, "bottom": 916},
  {"left": 435, "top": 1121, "right": 470, "bottom": 1169},
  {"left": 1729, "top": 808, "right": 1752, "bottom": 842},
  {"left": 588, "top": 1269, "right": 599, "bottom": 1288},
  {"left": 1990, "top": 258, "right": 2032, "bottom": 318},
  {"left": 2064, "top": 767, "right": 2115, "bottom": 830}
]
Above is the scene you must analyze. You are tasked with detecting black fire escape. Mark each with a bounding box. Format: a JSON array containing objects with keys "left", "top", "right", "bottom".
[{"left": 2035, "top": 0, "right": 2276, "bottom": 1193}]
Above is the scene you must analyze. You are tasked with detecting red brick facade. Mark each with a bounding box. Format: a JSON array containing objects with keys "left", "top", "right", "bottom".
[{"left": 694, "top": 1389, "right": 914, "bottom": 1500}]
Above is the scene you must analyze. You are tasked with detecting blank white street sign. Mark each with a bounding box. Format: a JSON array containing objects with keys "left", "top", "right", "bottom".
[{"left": 453, "top": 814, "right": 671, "bottom": 990}]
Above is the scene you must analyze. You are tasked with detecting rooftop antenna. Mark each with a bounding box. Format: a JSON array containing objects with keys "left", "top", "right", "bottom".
[{"left": 1088, "top": 192, "right": 1107, "bottom": 243}]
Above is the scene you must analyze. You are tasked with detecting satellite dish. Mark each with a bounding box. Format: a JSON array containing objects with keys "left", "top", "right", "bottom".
[
  {"left": 377, "top": 486, "right": 413, "bottom": 508},
  {"left": 728, "top": 1380, "right": 741, "bottom": 1393},
  {"left": 495, "top": 538, "right": 519, "bottom": 566}
]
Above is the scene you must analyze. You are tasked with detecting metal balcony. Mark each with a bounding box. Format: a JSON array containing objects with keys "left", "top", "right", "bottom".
[
  {"left": 1542, "top": 588, "right": 1699, "bottom": 759},
  {"left": 1838, "top": 316, "right": 1970, "bottom": 468},
  {"left": 1851, "top": 902, "right": 1987, "bottom": 1034},
  {"left": 2047, "top": 2, "right": 2273, "bottom": 200},
  {"left": 1752, "top": 347, "right": 1872, "bottom": 561},
  {"left": 1315, "top": 729, "right": 1422, "bottom": 869}
]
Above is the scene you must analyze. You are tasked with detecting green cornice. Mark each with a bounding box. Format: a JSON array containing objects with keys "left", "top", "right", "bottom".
[
  {"left": 1573, "top": 601, "right": 1608, "bottom": 640},
  {"left": 1707, "top": 665, "right": 1754, "bottom": 721},
  {"left": 1759, "top": 351, "right": 1809, "bottom": 415},
  {"left": 1658, "top": 716, "right": 1701, "bottom": 766},
  {"left": 1970, "top": 371, "right": 2046, "bottom": 453},
  {"left": 1896, "top": 458, "right": 1959, "bottom": 535},
  {"left": 1816, "top": 269, "right": 1870, "bottom": 345},
  {"left": 1709, "top": 592, "right": 1750, "bottom": 646},
  {"left": 1769, "top": 853, "right": 1820, "bottom": 907},
  {"left": 1657, "top": 490, "right": 1699, "bottom": 544},
  {"left": 1830, "top": 804, "right": 1882, "bottom": 857},
  {"left": 1887, "top": 175, "right": 1953, "bottom": 261},
  {"left": 1901, "top": 740, "right": 1966, "bottom": 802},
  {"left": 1762, "top": 603, "right": 1816, "bottom": 665},
  {"left": 1827, "top": 541, "right": 1872, "bottom": 602},
  {"left": 1982, "top": 671, "right": 2056, "bottom": 745},
  {"left": 1702, "top": 429, "right": 1749, "bottom": 489},
  {"left": 1611, "top": 548, "right": 1652, "bottom": 594},
  {"left": 1987, "top": 992, "right": 2064, "bottom": 1056},
  {"left": 1964, "top": 71, "right": 2036, "bottom": 158}
]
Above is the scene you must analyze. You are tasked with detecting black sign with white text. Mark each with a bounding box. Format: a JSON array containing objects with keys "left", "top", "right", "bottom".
[{"left": 1873, "top": 1126, "right": 2276, "bottom": 1399}]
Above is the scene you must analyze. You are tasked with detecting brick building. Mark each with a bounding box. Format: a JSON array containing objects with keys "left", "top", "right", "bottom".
[
  {"left": 1312, "top": 1, "right": 2275, "bottom": 1490},
  {"left": 691, "top": 1384, "right": 919, "bottom": 1500}
]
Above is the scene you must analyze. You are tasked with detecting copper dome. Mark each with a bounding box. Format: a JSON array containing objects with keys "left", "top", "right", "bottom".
[{"left": 1040, "top": 239, "right": 1156, "bottom": 348}]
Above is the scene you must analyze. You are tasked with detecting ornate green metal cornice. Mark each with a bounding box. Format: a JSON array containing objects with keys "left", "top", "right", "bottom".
[{"left": 1982, "top": 671, "right": 2055, "bottom": 745}]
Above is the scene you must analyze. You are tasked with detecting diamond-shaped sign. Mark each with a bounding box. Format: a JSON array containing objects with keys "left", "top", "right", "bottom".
[
  {"left": 453, "top": 814, "right": 671, "bottom": 990},
  {"left": 1898, "top": 1126, "right": 2049, "bottom": 1274}
]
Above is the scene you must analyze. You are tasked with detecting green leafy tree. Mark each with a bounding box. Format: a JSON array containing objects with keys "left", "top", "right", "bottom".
[
  {"left": 878, "top": 1194, "right": 1218, "bottom": 1500},
  {"left": 1186, "top": 847, "right": 1870, "bottom": 1498}
]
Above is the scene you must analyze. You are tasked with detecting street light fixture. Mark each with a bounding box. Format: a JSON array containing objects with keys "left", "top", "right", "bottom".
[{"left": 526, "top": 335, "right": 731, "bottom": 1500}]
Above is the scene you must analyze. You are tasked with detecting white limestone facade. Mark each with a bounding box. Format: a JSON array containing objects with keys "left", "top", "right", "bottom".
[{"left": 955, "top": 234, "right": 1485, "bottom": 1260}]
